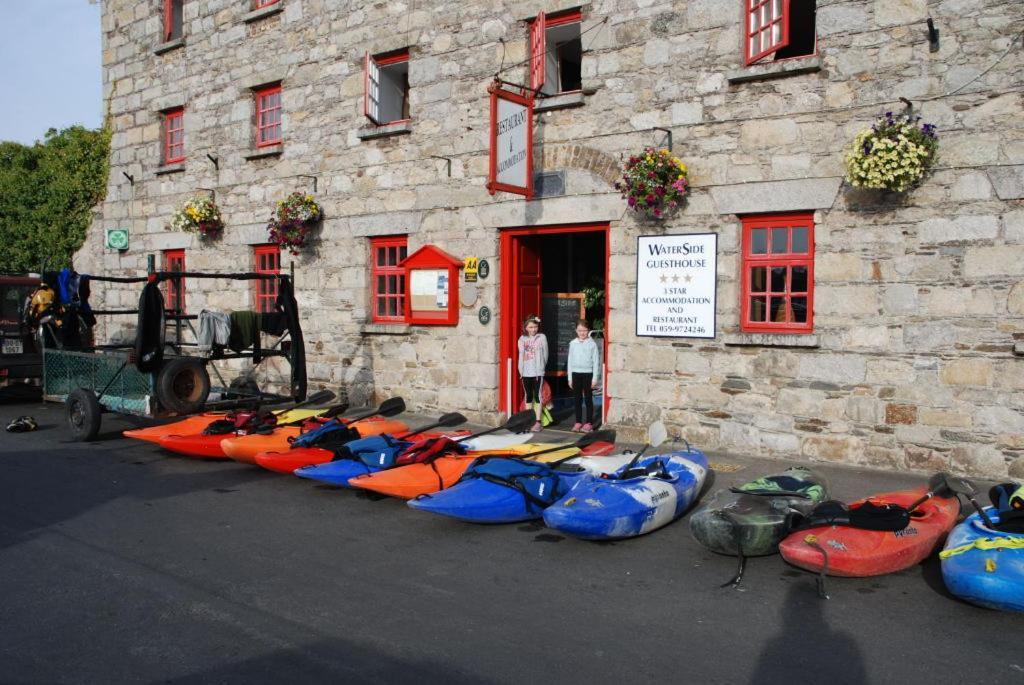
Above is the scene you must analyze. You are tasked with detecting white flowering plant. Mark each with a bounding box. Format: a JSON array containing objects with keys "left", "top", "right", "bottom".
[
  {"left": 844, "top": 112, "right": 938, "bottom": 193},
  {"left": 171, "top": 196, "right": 224, "bottom": 238}
]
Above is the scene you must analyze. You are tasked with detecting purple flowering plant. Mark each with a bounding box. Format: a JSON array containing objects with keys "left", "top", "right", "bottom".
[
  {"left": 615, "top": 147, "right": 689, "bottom": 219},
  {"left": 267, "top": 192, "right": 323, "bottom": 255}
]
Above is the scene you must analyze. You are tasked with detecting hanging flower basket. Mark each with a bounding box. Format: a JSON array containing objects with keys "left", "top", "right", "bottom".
[
  {"left": 267, "top": 192, "right": 322, "bottom": 256},
  {"left": 615, "top": 147, "right": 689, "bottom": 219},
  {"left": 844, "top": 112, "right": 938, "bottom": 193},
  {"left": 172, "top": 195, "right": 224, "bottom": 239}
]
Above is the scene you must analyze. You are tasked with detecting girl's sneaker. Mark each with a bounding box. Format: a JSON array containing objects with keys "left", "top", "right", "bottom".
[
  {"left": 582, "top": 423, "right": 593, "bottom": 432},
  {"left": 571, "top": 423, "right": 583, "bottom": 432},
  {"left": 531, "top": 422, "right": 542, "bottom": 432}
]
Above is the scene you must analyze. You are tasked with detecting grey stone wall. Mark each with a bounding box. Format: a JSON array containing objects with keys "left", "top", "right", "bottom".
[{"left": 79, "top": 0, "right": 1024, "bottom": 477}]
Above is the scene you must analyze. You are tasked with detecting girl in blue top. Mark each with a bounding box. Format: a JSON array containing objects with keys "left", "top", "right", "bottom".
[{"left": 566, "top": 319, "right": 601, "bottom": 432}]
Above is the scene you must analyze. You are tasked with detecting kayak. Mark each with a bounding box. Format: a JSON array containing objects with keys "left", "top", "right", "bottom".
[
  {"left": 305, "top": 440, "right": 615, "bottom": 491},
  {"left": 221, "top": 416, "right": 410, "bottom": 464},
  {"left": 778, "top": 487, "right": 959, "bottom": 577},
  {"left": 689, "top": 467, "right": 830, "bottom": 557},
  {"left": 157, "top": 413, "right": 335, "bottom": 460},
  {"left": 122, "top": 408, "right": 321, "bottom": 444},
  {"left": 940, "top": 507, "right": 1024, "bottom": 612},
  {"left": 406, "top": 452, "right": 637, "bottom": 524},
  {"left": 542, "top": 448, "right": 710, "bottom": 539},
  {"left": 252, "top": 428, "right": 473, "bottom": 474}
]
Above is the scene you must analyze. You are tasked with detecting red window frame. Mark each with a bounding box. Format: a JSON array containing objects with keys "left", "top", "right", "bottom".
[
  {"left": 528, "top": 8, "right": 583, "bottom": 93},
  {"left": 253, "top": 0, "right": 279, "bottom": 8},
  {"left": 370, "top": 236, "right": 408, "bottom": 323},
  {"left": 254, "top": 84, "right": 282, "bottom": 147},
  {"left": 253, "top": 244, "right": 280, "bottom": 314},
  {"left": 163, "top": 107, "right": 184, "bottom": 164},
  {"left": 364, "top": 49, "right": 410, "bottom": 126},
  {"left": 740, "top": 212, "right": 814, "bottom": 333},
  {"left": 744, "top": 0, "right": 790, "bottom": 65},
  {"left": 163, "top": 0, "right": 183, "bottom": 42},
  {"left": 162, "top": 249, "right": 186, "bottom": 313}
]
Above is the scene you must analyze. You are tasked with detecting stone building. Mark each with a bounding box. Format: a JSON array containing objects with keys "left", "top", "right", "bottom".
[{"left": 78, "top": 0, "right": 1024, "bottom": 478}]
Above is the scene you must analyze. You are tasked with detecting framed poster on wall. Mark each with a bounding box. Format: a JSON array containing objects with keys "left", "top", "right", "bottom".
[
  {"left": 403, "top": 245, "right": 462, "bottom": 326},
  {"left": 635, "top": 233, "right": 717, "bottom": 339}
]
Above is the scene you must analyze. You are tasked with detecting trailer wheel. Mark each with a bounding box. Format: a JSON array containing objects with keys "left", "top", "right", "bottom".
[
  {"left": 67, "top": 389, "right": 102, "bottom": 441},
  {"left": 156, "top": 357, "right": 211, "bottom": 414}
]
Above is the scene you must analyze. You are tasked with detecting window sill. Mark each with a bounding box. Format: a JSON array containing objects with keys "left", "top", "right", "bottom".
[
  {"left": 1014, "top": 342, "right": 1024, "bottom": 356},
  {"left": 356, "top": 121, "right": 413, "bottom": 141},
  {"left": 155, "top": 163, "right": 186, "bottom": 175},
  {"left": 361, "top": 323, "right": 411, "bottom": 336},
  {"left": 244, "top": 145, "right": 283, "bottom": 160},
  {"left": 535, "top": 91, "right": 585, "bottom": 113},
  {"left": 723, "top": 332, "right": 820, "bottom": 348},
  {"left": 153, "top": 38, "right": 185, "bottom": 55},
  {"left": 726, "top": 56, "right": 822, "bottom": 85},
  {"left": 241, "top": 3, "right": 283, "bottom": 23}
]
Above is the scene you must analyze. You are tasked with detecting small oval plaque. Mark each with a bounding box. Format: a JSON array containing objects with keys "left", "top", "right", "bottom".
[{"left": 478, "top": 306, "right": 492, "bottom": 325}]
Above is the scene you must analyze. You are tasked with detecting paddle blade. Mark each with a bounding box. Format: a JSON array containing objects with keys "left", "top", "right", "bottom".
[
  {"left": 375, "top": 397, "right": 406, "bottom": 418},
  {"left": 303, "top": 390, "right": 336, "bottom": 407},
  {"left": 648, "top": 421, "right": 668, "bottom": 448},
  {"left": 503, "top": 410, "right": 536, "bottom": 434},
  {"left": 577, "top": 429, "right": 616, "bottom": 448},
  {"left": 436, "top": 412, "right": 468, "bottom": 428},
  {"left": 939, "top": 472, "right": 978, "bottom": 497},
  {"left": 321, "top": 403, "right": 350, "bottom": 419}
]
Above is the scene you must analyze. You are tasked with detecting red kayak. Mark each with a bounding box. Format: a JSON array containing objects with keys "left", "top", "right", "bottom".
[
  {"left": 157, "top": 415, "right": 332, "bottom": 460},
  {"left": 253, "top": 429, "right": 473, "bottom": 474},
  {"left": 778, "top": 487, "right": 959, "bottom": 577}
]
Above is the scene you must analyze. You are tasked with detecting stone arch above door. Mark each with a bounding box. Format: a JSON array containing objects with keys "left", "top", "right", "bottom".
[{"left": 536, "top": 144, "right": 621, "bottom": 188}]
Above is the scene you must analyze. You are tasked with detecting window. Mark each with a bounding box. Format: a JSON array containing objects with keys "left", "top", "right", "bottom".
[
  {"left": 163, "top": 0, "right": 183, "bottom": 42},
  {"left": 253, "top": 244, "right": 281, "bottom": 313},
  {"left": 370, "top": 236, "right": 408, "bottom": 323},
  {"left": 364, "top": 50, "right": 410, "bottom": 126},
  {"left": 162, "top": 249, "right": 186, "bottom": 313},
  {"left": 254, "top": 84, "right": 282, "bottom": 147},
  {"left": 740, "top": 212, "right": 814, "bottom": 333},
  {"left": 743, "top": 0, "right": 816, "bottom": 66},
  {"left": 530, "top": 9, "right": 583, "bottom": 96},
  {"left": 253, "top": 0, "right": 279, "bottom": 7},
  {"left": 163, "top": 108, "right": 184, "bottom": 164}
]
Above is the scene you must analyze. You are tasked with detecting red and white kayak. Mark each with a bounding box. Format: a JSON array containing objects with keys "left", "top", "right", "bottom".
[{"left": 779, "top": 487, "right": 959, "bottom": 577}]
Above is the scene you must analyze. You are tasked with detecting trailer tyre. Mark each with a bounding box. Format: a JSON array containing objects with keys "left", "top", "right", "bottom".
[
  {"left": 156, "top": 357, "right": 211, "bottom": 414},
  {"left": 67, "top": 389, "right": 102, "bottom": 441}
]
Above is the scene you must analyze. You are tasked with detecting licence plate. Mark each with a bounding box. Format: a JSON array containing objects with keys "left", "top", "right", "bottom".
[{"left": 1, "top": 339, "right": 23, "bottom": 354}]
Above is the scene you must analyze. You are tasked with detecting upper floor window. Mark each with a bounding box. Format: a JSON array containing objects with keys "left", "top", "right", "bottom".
[
  {"left": 530, "top": 9, "right": 583, "bottom": 96},
  {"left": 253, "top": 244, "right": 280, "bottom": 313},
  {"left": 744, "top": 0, "right": 816, "bottom": 66},
  {"left": 369, "top": 236, "right": 408, "bottom": 323},
  {"left": 163, "top": 0, "right": 183, "bottom": 42},
  {"left": 254, "top": 84, "right": 282, "bottom": 147},
  {"left": 162, "top": 249, "right": 186, "bottom": 314},
  {"left": 163, "top": 107, "right": 185, "bottom": 164},
  {"left": 253, "top": 0, "right": 279, "bottom": 7},
  {"left": 364, "top": 49, "right": 410, "bottom": 126},
  {"left": 740, "top": 212, "right": 814, "bottom": 333}
]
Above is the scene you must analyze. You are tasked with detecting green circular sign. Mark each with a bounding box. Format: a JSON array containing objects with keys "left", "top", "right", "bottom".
[
  {"left": 106, "top": 229, "right": 129, "bottom": 250},
  {"left": 478, "top": 306, "right": 491, "bottom": 325}
]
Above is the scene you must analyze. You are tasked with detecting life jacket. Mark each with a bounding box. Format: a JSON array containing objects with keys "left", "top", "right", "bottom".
[
  {"left": 332, "top": 434, "right": 413, "bottom": 468},
  {"left": 289, "top": 418, "right": 359, "bottom": 449},
  {"left": 458, "top": 457, "right": 566, "bottom": 510},
  {"left": 989, "top": 482, "right": 1024, "bottom": 533},
  {"left": 394, "top": 436, "right": 467, "bottom": 466}
]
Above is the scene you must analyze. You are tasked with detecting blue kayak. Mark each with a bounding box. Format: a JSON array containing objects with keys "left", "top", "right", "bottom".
[
  {"left": 940, "top": 508, "right": 1024, "bottom": 612},
  {"left": 295, "top": 458, "right": 374, "bottom": 487},
  {"left": 542, "top": 448, "right": 709, "bottom": 540},
  {"left": 406, "top": 457, "right": 592, "bottom": 524}
]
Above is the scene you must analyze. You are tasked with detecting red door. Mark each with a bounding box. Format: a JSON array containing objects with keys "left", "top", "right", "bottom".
[{"left": 507, "top": 237, "right": 541, "bottom": 412}]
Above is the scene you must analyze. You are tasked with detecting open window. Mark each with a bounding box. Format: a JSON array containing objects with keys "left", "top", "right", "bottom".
[
  {"left": 530, "top": 9, "right": 583, "bottom": 96},
  {"left": 364, "top": 50, "right": 410, "bottom": 126},
  {"left": 743, "top": 0, "right": 816, "bottom": 66},
  {"left": 163, "top": 0, "right": 183, "bottom": 42}
]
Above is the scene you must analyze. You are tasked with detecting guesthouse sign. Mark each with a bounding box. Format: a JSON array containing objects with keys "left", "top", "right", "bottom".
[
  {"left": 486, "top": 82, "right": 533, "bottom": 199},
  {"left": 636, "top": 233, "right": 717, "bottom": 339}
]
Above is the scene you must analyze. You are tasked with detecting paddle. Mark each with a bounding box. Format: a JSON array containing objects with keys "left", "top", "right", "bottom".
[
  {"left": 345, "top": 397, "right": 406, "bottom": 424},
  {"left": 933, "top": 472, "right": 996, "bottom": 528},
  {"left": 617, "top": 421, "right": 670, "bottom": 479},
  {"left": 398, "top": 412, "right": 468, "bottom": 439},
  {"left": 463, "top": 410, "right": 537, "bottom": 440},
  {"left": 280, "top": 402, "right": 349, "bottom": 429},
  {"left": 542, "top": 429, "right": 618, "bottom": 466}
]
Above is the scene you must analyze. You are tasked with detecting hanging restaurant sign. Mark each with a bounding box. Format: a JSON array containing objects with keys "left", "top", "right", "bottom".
[
  {"left": 636, "top": 233, "right": 718, "bottom": 339},
  {"left": 486, "top": 82, "right": 534, "bottom": 199}
]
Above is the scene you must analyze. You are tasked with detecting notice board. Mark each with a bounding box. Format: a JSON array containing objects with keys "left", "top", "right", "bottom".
[{"left": 541, "top": 292, "right": 584, "bottom": 375}]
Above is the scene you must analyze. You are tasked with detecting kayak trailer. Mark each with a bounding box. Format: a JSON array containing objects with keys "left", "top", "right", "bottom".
[{"left": 42, "top": 266, "right": 307, "bottom": 441}]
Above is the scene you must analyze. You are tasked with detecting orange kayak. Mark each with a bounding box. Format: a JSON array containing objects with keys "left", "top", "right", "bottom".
[
  {"left": 253, "top": 429, "right": 472, "bottom": 474},
  {"left": 123, "top": 413, "right": 229, "bottom": 444},
  {"left": 348, "top": 440, "right": 617, "bottom": 499},
  {"left": 222, "top": 416, "right": 410, "bottom": 464}
]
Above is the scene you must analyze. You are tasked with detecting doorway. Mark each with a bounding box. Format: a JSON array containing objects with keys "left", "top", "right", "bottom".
[{"left": 499, "top": 224, "right": 610, "bottom": 427}]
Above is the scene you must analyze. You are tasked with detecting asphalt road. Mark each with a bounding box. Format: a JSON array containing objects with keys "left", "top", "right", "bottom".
[{"left": 0, "top": 400, "right": 1021, "bottom": 684}]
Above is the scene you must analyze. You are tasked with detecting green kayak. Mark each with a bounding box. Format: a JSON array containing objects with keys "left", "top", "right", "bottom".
[{"left": 689, "top": 467, "right": 830, "bottom": 558}]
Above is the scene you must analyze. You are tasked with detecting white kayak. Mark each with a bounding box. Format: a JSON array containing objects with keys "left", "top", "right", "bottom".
[{"left": 459, "top": 433, "right": 534, "bottom": 451}]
